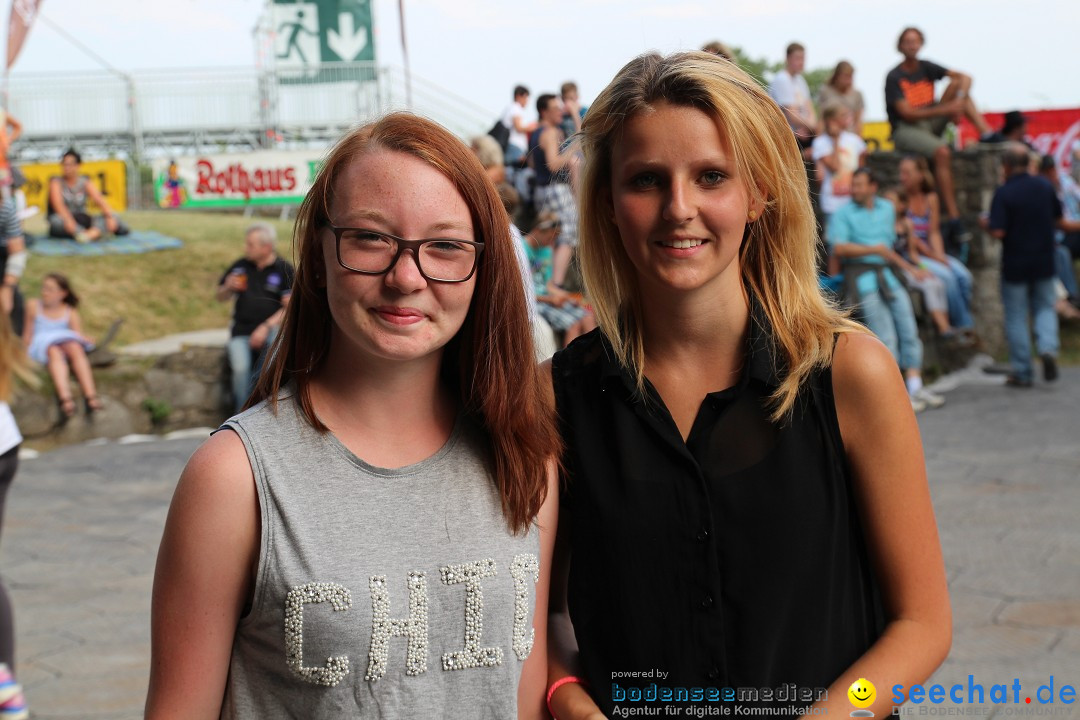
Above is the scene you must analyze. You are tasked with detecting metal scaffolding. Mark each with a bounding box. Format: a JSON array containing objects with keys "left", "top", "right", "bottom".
[{"left": 6, "top": 62, "right": 493, "bottom": 207}]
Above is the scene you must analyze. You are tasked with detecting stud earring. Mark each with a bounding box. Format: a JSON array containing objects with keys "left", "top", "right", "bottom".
[{"left": 748, "top": 210, "right": 757, "bottom": 222}]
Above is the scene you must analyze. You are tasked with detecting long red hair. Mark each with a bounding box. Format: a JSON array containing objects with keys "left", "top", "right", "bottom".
[{"left": 251, "top": 113, "right": 558, "bottom": 534}]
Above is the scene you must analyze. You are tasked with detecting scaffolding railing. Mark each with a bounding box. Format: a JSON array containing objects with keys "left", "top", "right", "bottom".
[{"left": 7, "top": 62, "right": 495, "bottom": 169}]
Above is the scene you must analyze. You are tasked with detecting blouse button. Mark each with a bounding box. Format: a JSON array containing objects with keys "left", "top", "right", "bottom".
[
  {"left": 696, "top": 528, "right": 709, "bottom": 542},
  {"left": 700, "top": 594, "right": 714, "bottom": 609}
]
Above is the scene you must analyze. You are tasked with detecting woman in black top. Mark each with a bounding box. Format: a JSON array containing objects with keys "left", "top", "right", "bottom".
[{"left": 546, "top": 52, "right": 950, "bottom": 719}]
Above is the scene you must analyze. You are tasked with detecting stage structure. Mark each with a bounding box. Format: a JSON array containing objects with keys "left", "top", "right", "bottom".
[{"left": 6, "top": 0, "right": 489, "bottom": 207}]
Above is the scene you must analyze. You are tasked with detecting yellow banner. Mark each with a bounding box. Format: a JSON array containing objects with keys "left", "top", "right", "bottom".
[
  {"left": 862, "top": 121, "right": 894, "bottom": 153},
  {"left": 19, "top": 160, "right": 127, "bottom": 214}
]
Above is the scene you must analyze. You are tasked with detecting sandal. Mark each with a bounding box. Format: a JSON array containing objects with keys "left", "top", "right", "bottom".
[
  {"left": 56, "top": 395, "right": 76, "bottom": 423},
  {"left": 84, "top": 395, "right": 104, "bottom": 415}
]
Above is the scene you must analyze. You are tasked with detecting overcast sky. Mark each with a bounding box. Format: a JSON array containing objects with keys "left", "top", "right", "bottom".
[{"left": 11, "top": 0, "right": 1080, "bottom": 126}]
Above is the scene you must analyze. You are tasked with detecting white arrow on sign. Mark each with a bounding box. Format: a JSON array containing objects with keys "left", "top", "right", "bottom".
[{"left": 327, "top": 12, "right": 368, "bottom": 62}]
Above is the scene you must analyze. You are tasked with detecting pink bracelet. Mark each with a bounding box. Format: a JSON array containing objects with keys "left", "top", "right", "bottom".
[{"left": 547, "top": 676, "right": 588, "bottom": 718}]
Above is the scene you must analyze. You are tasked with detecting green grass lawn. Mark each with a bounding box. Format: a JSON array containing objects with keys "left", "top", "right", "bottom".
[{"left": 21, "top": 211, "right": 298, "bottom": 347}]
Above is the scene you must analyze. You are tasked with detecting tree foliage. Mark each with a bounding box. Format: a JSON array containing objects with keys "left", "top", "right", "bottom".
[
  {"left": 803, "top": 68, "right": 832, "bottom": 101},
  {"left": 731, "top": 46, "right": 781, "bottom": 88}
]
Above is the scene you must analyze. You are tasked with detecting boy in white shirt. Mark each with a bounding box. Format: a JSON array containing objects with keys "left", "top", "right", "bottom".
[{"left": 813, "top": 105, "right": 867, "bottom": 220}]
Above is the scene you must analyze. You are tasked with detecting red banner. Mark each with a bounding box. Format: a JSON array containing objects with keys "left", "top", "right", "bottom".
[
  {"left": 958, "top": 108, "right": 1080, "bottom": 172},
  {"left": 6, "top": 0, "right": 42, "bottom": 70}
]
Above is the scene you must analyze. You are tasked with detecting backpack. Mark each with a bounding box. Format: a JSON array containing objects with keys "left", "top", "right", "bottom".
[{"left": 488, "top": 119, "right": 510, "bottom": 153}]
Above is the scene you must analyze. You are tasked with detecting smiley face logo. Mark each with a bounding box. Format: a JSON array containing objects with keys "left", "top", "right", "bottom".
[{"left": 848, "top": 678, "right": 876, "bottom": 709}]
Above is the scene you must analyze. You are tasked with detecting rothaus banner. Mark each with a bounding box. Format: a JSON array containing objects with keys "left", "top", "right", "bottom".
[{"left": 152, "top": 151, "right": 324, "bottom": 209}]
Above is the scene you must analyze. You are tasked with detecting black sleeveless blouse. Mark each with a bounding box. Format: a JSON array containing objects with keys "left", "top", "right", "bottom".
[{"left": 551, "top": 308, "right": 886, "bottom": 716}]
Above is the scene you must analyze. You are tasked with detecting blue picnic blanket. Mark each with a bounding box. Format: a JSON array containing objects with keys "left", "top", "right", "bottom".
[{"left": 30, "top": 231, "right": 183, "bottom": 256}]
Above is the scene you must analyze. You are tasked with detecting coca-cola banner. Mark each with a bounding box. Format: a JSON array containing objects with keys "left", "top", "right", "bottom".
[
  {"left": 152, "top": 151, "right": 323, "bottom": 209},
  {"left": 7, "top": 0, "right": 42, "bottom": 70},
  {"left": 959, "top": 108, "right": 1080, "bottom": 170}
]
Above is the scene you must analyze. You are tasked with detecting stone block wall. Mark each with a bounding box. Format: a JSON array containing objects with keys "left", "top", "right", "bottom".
[{"left": 12, "top": 345, "right": 231, "bottom": 448}]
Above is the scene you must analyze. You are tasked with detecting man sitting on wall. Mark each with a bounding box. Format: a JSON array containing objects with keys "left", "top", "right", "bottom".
[
  {"left": 885, "top": 26, "right": 992, "bottom": 223},
  {"left": 828, "top": 168, "right": 945, "bottom": 412},
  {"left": 216, "top": 222, "right": 294, "bottom": 413}
]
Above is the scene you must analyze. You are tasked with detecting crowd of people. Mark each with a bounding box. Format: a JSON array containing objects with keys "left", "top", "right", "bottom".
[
  {"left": 759, "top": 28, "right": 1080, "bottom": 403},
  {"left": 0, "top": 147, "right": 118, "bottom": 428},
  {"left": 0, "top": 26, "right": 1076, "bottom": 720},
  {"left": 138, "top": 50, "right": 954, "bottom": 719},
  {"left": 482, "top": 82, "right": 594, "bottom": 350},
  {"left": 474, "top": 28, "right": 1080, "bottom": 411}
]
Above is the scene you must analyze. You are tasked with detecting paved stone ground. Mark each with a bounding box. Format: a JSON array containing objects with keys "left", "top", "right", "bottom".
[
  {"left": 919, "top": 367, "right": 1080, "bottom": 719},
  {"left": 1, "top": 368, "right": 1078, "bottom": 718},
  {"left": 3, "top": 431, "right": 208, "bottom": 720}
]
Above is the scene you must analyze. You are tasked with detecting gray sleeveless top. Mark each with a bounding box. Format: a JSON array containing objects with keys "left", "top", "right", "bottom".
[
  {"left": 53, "top": 176, "right": 88, "bottom": 216},
  {"left": 219, "top": 392, "right": 541, "bottom": 719}
]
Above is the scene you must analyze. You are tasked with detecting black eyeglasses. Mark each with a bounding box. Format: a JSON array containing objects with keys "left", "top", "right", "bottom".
[{"left": 326, "top": 226, "right": 485, "bottom": 283}]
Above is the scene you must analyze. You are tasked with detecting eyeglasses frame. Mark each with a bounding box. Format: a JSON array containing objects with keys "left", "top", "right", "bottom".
[{"left": 326, "top": 225, "right": 485, "bottom": 283}]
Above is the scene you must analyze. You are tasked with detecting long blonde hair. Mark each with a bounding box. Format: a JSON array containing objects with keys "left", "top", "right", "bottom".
[
  {"left": 0, "top": 311, "right": 37, "bottom": 402},
  {"left": 576, "top": 51, "right": 866, "bottom": 419}
]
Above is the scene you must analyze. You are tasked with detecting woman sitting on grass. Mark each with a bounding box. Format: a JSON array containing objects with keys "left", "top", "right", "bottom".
[
  {"left": 22, "top": 273, "right": 102, "bottom": 419},
  {"left": 47, "top": 149, "right": 129, "bottom": 243}
]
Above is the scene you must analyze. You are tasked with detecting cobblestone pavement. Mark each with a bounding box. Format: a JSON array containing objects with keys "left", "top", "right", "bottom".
[
  {"left": 2, "top": 368, "right": 1078, "bottom": 718},
  {"left": 4, "top": 431, "right": 206, "bottom": 719},
  {"left": 919, "top": 367, "right": 1080, "bottom": 719}
]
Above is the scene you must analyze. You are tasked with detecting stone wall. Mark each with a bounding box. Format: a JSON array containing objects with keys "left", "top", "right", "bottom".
[
  {"left": 12, "top": 345, "right": 230, "bottom": 448},
  {"left": 867, "top": 144, "right": 1006, "bottom": 357}
]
